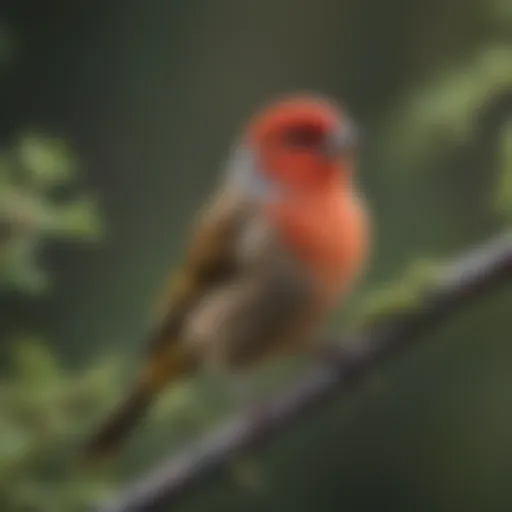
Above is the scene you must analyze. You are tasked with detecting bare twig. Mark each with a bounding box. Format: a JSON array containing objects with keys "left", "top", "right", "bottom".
[{"left": 95, "top": 231, "right": 512, "bottom": 512}]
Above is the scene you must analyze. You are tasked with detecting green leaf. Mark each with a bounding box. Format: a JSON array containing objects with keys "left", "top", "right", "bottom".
[
  {"left": 1, "top": 236, "right": 49, "bottom": 293},
  {"left": 42, "top": 196, "right": 103, "bottom": 241},
  {"left": 11, "top": 339, "right": 62, "bottom": 384},
  {"left": 351, "top": 258, "right": 445, "bottom": 328},
  {"left": 0, "top": 419, "right": 32, "bottom": 471},
  {"left": 380, "top": 44, "right": 512, "bottom": 170},
  {"left": 17, "top": 134, "right": 77, "bottom": 189}
]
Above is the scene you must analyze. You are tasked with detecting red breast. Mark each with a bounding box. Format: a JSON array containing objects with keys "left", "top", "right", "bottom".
[{"left": 267, "top": 186, "right": 369, "bottom": 299}]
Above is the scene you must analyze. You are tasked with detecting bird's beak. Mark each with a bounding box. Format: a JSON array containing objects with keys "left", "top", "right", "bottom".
[{"left": 322, "top": 123, "right": 359, "bottom": 159}]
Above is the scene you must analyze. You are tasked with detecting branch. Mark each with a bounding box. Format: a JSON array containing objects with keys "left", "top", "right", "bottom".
[{"left": 95, "top": 231, "right": 512, "bottom": 512}]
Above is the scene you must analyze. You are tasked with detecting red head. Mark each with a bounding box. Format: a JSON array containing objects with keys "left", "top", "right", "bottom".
[{"left": 244, "top": 95, "right": 358, "bottom": 192}]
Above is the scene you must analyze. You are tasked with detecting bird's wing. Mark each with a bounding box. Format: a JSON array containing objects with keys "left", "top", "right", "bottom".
[
  {"left": 146, "top": 182, "right": 319, "bottom": 368},
  {"left": 181, "top": 208, "right": 319, "bottom": 369},
  {"left": 146, "top": 186, "right": 252, "bottom": 356}
]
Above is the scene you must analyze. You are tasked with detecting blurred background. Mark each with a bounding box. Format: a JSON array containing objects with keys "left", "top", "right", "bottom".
[{"left": 0, "top": 1, "right": 511, "bottom": 511}]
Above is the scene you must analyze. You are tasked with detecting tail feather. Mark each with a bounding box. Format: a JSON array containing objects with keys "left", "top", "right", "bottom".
[
  {"left": 84, "top": 386, "right": 152, "bottom": 461},
  {"left": 83, "top": 343, "right": 196, "bottom": 462}
]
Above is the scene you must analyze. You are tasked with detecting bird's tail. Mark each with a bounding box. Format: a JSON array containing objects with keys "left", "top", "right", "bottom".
[
  {"left": 83, "top": 342, "right": 195, "bottom": 462},
  {"left": 84, "top": 384, "right": 153, "bottom": 461}
]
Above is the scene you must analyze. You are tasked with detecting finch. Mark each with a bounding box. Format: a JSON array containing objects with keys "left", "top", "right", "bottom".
[{"left": 85, "top": 94, "right": 370, "bottom": 459}]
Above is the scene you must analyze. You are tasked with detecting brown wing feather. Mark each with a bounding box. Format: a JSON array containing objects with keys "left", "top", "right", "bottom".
[
  {"left": 183, "top": 213, "right": 319, "bottom": 370},
  {"left": 146, "top": 187, "right": 252, "bottom": 356}
]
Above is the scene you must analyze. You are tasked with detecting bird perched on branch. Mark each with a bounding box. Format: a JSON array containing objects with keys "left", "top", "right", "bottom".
[{"left": 85, "top": 94, "right": 370, "bottom": 459}]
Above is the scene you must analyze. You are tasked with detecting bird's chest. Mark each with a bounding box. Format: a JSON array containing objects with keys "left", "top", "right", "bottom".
[{"left": 268, "top": 194, "right": 367, "bottom": 294}]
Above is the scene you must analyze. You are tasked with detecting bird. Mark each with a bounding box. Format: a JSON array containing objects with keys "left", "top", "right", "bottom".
[{"left": 84, "top": 94, "right": 370, "bottom": 459}]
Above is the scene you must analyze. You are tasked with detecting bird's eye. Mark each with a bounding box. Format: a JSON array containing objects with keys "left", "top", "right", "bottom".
[{"left": 282, "top": 125, "right": 323, "bottom": 148}]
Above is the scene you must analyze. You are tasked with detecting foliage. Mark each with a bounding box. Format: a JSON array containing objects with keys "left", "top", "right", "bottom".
[
  {"left": 349, "top": 258, "right": 446, "bottom": 330},
  {"left": 0, "top": 44, "right": 109, "bottom": 506},
  {"left": 380, "top": 44, "right": 512, "bottom": 171},
  {"left": 0, "top": 126, "right": 205, "bottom": 511},
  {"left": 0, "top": 134, "right": 102, "bottom": 293},
  {"left": 0, "top": 340, "right": 119, "bottom": 511}
]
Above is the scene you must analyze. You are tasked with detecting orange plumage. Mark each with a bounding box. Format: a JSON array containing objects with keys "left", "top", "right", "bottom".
[{"left": 84, "top": 94, "right": 370, "bottom": 460}]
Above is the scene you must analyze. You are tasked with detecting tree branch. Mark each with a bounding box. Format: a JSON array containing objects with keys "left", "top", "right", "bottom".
[{"left": 95, "top": 231, "right": 512, "bottom": 512}]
